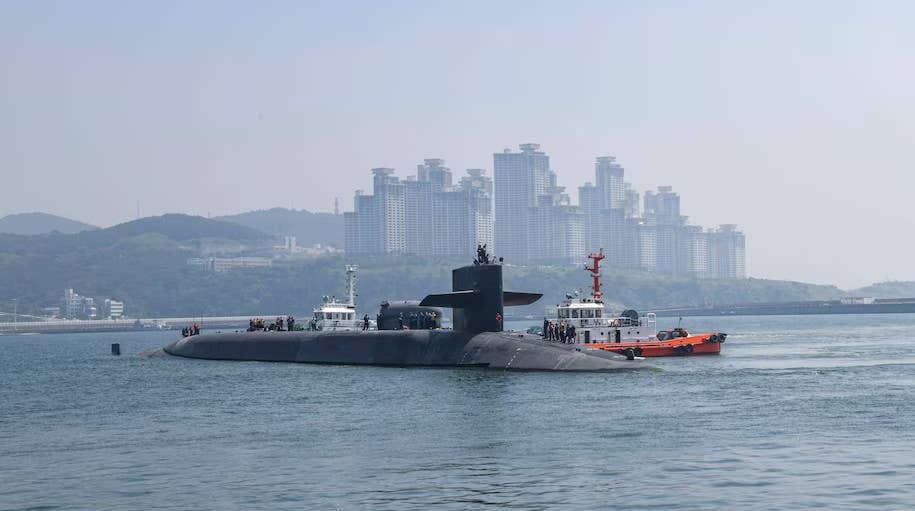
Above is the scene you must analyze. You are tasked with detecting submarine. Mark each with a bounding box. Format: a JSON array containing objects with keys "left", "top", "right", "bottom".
[{"left": 162, "top": 248, "right": 651, "bottom": 371}]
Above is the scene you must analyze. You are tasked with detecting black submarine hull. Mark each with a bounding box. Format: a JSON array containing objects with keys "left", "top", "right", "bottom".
[{"left": 163, "top": 330, "right": 651, "bottom": 371}]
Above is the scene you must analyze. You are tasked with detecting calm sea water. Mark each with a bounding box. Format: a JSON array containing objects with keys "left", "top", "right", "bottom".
[{"left": 2, "top": 314, "right": 915, "bottom": 510}]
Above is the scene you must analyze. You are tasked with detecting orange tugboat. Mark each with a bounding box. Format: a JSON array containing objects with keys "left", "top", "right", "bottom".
[{"left": 543, "top": 250, "right": 726, "bottom": 358}]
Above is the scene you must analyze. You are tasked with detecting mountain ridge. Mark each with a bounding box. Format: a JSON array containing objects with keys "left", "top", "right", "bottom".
[
  {"left": 215, "top": 207, "right": 343, "bottom": 247},
  {"left": 850, "top": 281, "right": 915, "bottom": 299},
  {"left": 0, "top": 212, "right": 97, "bottom": 235}
]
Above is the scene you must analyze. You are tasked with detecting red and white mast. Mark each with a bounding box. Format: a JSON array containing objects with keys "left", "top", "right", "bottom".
[{"left": 585, "top": 249, "right": 606, "bottom": 302}]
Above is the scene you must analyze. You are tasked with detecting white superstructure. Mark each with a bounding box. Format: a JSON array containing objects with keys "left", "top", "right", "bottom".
[
  {"left": 546, "top": 296, "right": 656, "bottom": 344},
  {"left": 310, "top": 265, "right": 365, "bottom": 331},
  {"left": 542, "top": 250, "right": 657, "bottom": 344}
]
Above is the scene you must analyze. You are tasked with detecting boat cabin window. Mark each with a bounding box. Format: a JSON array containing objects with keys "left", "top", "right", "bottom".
[{"left": 572, "top": 309, "right": 580, "bottom": 318}]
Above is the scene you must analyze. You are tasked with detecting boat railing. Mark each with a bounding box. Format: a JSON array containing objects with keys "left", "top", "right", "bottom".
[{"left": 644, "top": 312, "right": 657, "bottom": 338}]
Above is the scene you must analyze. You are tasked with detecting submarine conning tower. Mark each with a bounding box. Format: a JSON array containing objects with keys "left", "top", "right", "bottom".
[{"left": 420, "top": 245, "right": 541, "bottom": 333}]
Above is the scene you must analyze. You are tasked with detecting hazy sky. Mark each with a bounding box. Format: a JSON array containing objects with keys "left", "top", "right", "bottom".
[{"left": 2, "top": 1, "right": 913, "bottom": 288}]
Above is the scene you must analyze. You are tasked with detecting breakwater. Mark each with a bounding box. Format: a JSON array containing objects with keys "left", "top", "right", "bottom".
[{"left": 652, "top": 298, "right": 915, "bottom": 317}]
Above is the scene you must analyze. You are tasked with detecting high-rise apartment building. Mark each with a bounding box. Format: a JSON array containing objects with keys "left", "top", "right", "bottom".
[
  {"left": 432, "top": 171, "right": 494, "bottom": 259},
  {"left": 343, "top": 168, "right": 406, "bottom": 255},
  {"left": 623, "top": 183, "right": 641, "bottom": 219},
  {"left": 417, "top": 158, "right": 452, "bottom": 188},
  {"left": 344, "top": 190, "right": 374, "bottom": 255},
  {"left": 595, "top": 156, "right": 626, "bottom": 209},
  {"left": 643, "top": 186, "right": 685, "bottom": 274},
  {"left": 344, "top": 162, "right": 493, "bottom": 260},
  {"left": 578, "top": 181, "right": 606, "bottom": 253},
  {"left": 579, "top": 156, "right": 639, "bottom": 268},
  {"left": 373, "top": 168, "right": 406, "bottom": 254},
  {"left": 643, "top": 186, "right": 681, "bottom": 225},
  {"left": 527, "top": 186, "right": 584, "bottom": 264},
  {"left": 404, "top": 159, "right": 451, "bottom": 255},
  {"left": 709, "top": 224, "right": 746, "bottom": 278},
  {"left": 459, "top": 169, "right": 495, "bottom": 257},
  {"left": 682, "top": 225, "right": 711, "bottom": 277},
  {"left": 344, "top": 146, "right": 746, "bottom": 279},
  {"left": 493, "top": 143, "right": 553, "bottom": 262}
]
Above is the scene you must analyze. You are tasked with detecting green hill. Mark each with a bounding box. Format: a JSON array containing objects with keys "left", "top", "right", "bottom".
[
  {"left": 0, "top": 214, "right": 269, "bottom": 255},
  {"left": 87, "top": 214, "right": 269, "bottom": 245},
  {"left": 0, "top": 212, "right": 97, "bottom": 235},
  {"left": 0, "top": 214, "right": 272, "bottom": 315},
  {"left": 0, "top": 218, "right": 849, "bottom": 319},
  {"left": 216, "top": 208, "right": 343, "bottom": 247},
  {"left": 851, "top": 281, "right": 915, "bottom": 299}
]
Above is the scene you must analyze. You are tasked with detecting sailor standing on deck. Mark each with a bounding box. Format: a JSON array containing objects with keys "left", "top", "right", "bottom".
[
  {"left": 363, "top": 314, "right": 370, "bottom": 331},
  {"left": 543, "top": 318, "right": 549, "bottom": 339}
]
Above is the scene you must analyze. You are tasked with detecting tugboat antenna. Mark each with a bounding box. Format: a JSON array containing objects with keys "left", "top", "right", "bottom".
[
  {"left": 585, "top": 249, "right": 606, "bottom": 302},
  {"left": 344, "top": 265, "right": 359, "bottom": 306}
]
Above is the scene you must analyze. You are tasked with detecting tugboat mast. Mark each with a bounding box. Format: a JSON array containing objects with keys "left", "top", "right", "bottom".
[
  {"left": 344, "top": 265, "right": 358, "bottom": 306},
  {"left": 585, "top": 249, "right": 605, "bottom": 302}
]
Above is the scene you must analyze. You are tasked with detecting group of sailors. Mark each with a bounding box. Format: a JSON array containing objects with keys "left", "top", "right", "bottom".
[
  {"left": 247, "top": 316, "right": 296, "bottom": 332},
  {"left": 396, "top": 311, "right": 437, "bottom": 330},
  {"left": 473, "top": 244, "right": 503, "bottom": 265},
  {"left": 181, "top": 324, "right": 201, "bottom": 337},
  {"left": 542, "top": 319, "right": 577, "bottom": 343}
]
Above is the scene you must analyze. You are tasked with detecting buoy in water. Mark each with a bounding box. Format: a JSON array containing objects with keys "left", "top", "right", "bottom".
[{"left": 111, "top": 343, "right": 121, "bottom": 356}]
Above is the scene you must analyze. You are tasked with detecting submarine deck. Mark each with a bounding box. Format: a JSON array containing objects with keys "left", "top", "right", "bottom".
[{"left": 163, "top": 329, "right": 652, "bottom": 372}]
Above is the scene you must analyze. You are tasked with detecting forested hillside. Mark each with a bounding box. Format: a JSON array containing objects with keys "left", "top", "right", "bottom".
[
  {"left": 0, "top": 213, "right": 847, "bottom": 318},
  {"left": 852, "top": 281, "right": 915, "bottom": 299},
  {"left": 216, "top": 208, "right": 344, "bottom": 247},
  {"left": 0, "top": 212, "right": 97, "bottom": 235}
]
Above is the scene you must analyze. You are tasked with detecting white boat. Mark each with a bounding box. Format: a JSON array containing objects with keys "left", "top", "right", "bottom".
[
  {"left": 309, "top": 265, "right": 367, "bottom": 331},
  {"left": 543, "top": 250, "right": 657, "bottom": 343}
]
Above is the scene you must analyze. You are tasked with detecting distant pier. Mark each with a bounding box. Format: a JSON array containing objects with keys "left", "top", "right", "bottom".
[
  {"left": 0, "top": 315, "right": 286, "bottom": 335},
  {"left": 651, "top": 298, "right": 915, "bottom": 317}
]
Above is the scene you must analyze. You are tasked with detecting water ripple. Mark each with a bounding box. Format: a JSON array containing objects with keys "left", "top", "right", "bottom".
[{"left": 3, "top": 316, "right": 915, "bottom": 510}]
